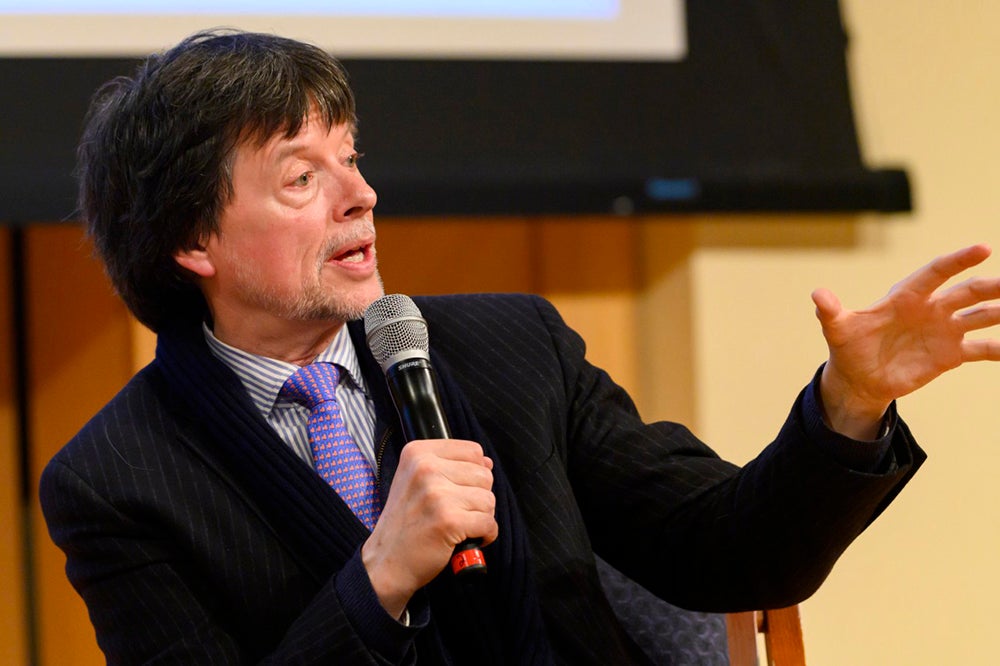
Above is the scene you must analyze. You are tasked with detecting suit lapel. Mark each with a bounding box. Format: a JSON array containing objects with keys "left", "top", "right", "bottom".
[
  {"left": 348, "top": 319, "right": 409, "bottom": 495},
  {"left": 155, "top": 319, "right": 371, "bottom": 583}
]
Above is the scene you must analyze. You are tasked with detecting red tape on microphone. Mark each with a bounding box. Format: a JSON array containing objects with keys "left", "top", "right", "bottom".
[{"left": 451, "top": 546, "right": 487, "bottom": 575}]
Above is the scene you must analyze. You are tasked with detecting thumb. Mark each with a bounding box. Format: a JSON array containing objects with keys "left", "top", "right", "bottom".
[{"left": 811, "top": 287, "right": 843, "bottom": 327}]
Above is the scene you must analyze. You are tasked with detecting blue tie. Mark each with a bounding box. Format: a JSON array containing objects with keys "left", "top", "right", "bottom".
[{"left": 280, "top": 363, "right": 380, "bottom": 530}]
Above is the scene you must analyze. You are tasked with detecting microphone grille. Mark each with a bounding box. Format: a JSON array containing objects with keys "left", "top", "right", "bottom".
[{"left": 363, "top": 294, "right": 430, "bottom": 369}]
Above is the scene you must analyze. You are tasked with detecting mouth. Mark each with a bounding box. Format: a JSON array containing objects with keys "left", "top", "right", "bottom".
[
  {"left": 332, "top": 244, "right": 368, "bottom": 263},
  {"left": 327, "top": 238, "right": 374, "bottom": 266}
]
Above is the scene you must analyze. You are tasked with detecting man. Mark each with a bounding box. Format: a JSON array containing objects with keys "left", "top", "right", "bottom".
[{"left": 40, "top": 29, "right": 1000, "bottom": 664}]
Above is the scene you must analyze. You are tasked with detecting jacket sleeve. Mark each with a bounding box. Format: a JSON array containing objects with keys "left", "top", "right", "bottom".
[
  {"left": 531, "top": 294, "right": 925, "bottom": 612},
  {"left": 40, "top": 448, "right": 426, "bottom": 665}
]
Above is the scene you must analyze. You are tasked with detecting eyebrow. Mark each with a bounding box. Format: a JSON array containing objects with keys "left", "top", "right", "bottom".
[{"left": 270, "top": 125, "right": 359, "bottom": 165}]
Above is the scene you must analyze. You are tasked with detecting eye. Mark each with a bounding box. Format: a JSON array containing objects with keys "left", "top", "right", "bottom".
[
  {"left": 346, "top": 152, "right": 365, "bottom": 168},
  {"left": 291, "top": 172, "right": 312, "bottom": 187}
]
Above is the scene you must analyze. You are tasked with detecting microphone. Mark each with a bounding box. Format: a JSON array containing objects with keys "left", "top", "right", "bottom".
[{"left": 364, "top": 293, "right": 487, "bottom": 576}]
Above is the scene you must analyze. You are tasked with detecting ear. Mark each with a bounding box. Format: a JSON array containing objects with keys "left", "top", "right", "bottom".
[{"left": 173, "top": 242, "right": 217, "bottom": 279}]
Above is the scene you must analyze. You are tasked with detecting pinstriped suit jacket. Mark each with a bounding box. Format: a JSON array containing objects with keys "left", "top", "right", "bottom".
[{"left": 40, "top": 293, "right": 924, "bottom": 664}]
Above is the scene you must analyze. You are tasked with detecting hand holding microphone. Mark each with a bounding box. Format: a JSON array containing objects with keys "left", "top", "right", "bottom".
[{"left": 364, "top": 294, "right": 492, "bottom": 580}]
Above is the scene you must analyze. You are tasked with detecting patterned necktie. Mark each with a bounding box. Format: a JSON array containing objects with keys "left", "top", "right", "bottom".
[{"left": 280, "top": 362, "right": 380, "bottom": 530}]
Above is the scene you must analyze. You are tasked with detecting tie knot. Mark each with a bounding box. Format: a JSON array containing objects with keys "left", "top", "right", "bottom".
[{"left": 280, "top": 362, "right": 341, "bottom": 411}]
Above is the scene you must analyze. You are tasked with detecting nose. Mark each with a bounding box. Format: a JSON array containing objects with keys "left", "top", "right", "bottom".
[{"left": 335, "top": 169, "right": 377, "bottom": 222}]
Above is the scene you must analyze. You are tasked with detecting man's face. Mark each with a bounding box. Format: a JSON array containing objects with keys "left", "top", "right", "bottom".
[{"left": 196, "top": 111, "right": 383, "bottom": 334}]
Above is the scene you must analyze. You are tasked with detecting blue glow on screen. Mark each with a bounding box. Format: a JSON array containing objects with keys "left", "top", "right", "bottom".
[{"left": 0, "top": 0, "right": 619, "bottom": 18}]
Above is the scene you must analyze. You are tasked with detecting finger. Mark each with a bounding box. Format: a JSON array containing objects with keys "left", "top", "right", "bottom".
[
  {"left": 432, "top": 486, "right": 496, "bottom": 542},
  {"left": 407, "top": 438, "right": 485, "bottom": 463},
  {"left": 939, "top": 276, "right": 1000, "bottom": 312},
  {"left": 436, "top": 440, "right": 492, "bottom": 470},
  {"left": 956, "top": 303, "right": 1000, "bottom": 333},
  {"left": 901, "top": 244, "right": 992, "bottom": 296},
  {"left": 457, "top": 488, "right": 499, "bottom": 546},
  {"left": 439, "top": 458, "right": 494, "bottom": 490},
  {"left": 471, "top": 512, "right": 500, "bottom": 547},
  {"left": 811, "top": 287, "right": 843, "bottom": 325},
  {"left": 402, "top": 446, "right": 493, "bottom": 491},
  {"left": 962, "top": 338, "right": 1000, "bottom": 363},
  {"left": 462, "top": 486, "right": 497, "bottom": 516}
]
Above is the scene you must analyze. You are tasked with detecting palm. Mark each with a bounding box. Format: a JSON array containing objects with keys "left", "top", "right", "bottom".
[{"left": 814, "top": 244, "right": 1000, "bottom": 418}]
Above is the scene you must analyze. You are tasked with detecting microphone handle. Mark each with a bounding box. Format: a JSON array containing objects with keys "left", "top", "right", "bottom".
[{"left": 386, "top": 359, "right": 487, "bottom": 575}]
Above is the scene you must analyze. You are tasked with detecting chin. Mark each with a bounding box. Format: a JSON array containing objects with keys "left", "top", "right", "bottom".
[{"left": 320, "top": 275, "right": 385, "bottom": 322}]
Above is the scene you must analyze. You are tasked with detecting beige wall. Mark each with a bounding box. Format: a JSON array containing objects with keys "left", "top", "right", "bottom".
[
  {"left": 686, "top": 2, "right": 1000, "bottom": 664},
  {"left": 5, "top": 2, "right": 999, "bottom": 664}
]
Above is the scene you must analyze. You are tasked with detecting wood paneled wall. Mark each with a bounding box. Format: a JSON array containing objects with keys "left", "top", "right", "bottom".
[
  {"left": 0, "top": 228, "right": 28, "bottom": 666},
  {"left": 24, "top": 225, "right": 135, "bottom": 665},
  {"left": 5, "top": 217, "right": 696, "bottom": 665}
]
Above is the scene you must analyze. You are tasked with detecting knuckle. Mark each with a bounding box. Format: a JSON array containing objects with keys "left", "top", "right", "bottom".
[
  {"left": 410, "top": 455, "right": 439, "bottom": 479},
  {"left": 422, "top": 484, "right": 448, "bottom": 509},
  {"left": 456, "top": 439, "right": 483, "bottom": 456}
]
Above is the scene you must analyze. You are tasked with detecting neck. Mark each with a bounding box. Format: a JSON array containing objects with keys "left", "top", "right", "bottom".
[{"left": 211, "top": 314, "right": 345, "bottom": 366}]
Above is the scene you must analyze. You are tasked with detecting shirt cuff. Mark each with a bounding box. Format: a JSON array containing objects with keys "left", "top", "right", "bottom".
[
  {"left": 336, "top": 548, "right": 429, "bottom": 663},
  {"left": 801, "top": 365, "right": 896, "bottom": 473}
]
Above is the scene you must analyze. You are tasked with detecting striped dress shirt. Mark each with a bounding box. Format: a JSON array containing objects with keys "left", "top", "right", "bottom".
[{"left": 203, "top": 323, "right": 379, "bottom": 468}]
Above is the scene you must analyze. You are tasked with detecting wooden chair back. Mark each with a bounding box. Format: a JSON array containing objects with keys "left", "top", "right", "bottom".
[{"left": 727, "top": 605, "right": 806, "bottom": 665}]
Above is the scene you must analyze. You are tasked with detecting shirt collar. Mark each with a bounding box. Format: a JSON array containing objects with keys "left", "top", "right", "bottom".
[{"left": 203, "top": 322, "right": 368, "bottom": 417}]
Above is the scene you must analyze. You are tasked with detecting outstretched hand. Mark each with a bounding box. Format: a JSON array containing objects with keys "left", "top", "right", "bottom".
[{"left": 812, "top": 244, "right": 1000, "bottom": 440}]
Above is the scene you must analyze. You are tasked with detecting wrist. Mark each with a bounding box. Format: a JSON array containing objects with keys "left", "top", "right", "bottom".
[
  {"left": 361, "top": 537, "right": 416, "bottom": 621},
  {"left": 336, "top": 551, "right": 424, "bottom": 663},
  {"left": 819, "top": 363, "right": 890, "bottom": 440}
]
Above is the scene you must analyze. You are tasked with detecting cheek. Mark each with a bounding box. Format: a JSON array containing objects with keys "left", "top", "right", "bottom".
[
  {"left": 264, "top": 244, "right": 321, "bottom": 284},
  {"left": 242, "top": 218, "right": 320, "bottom": 267},
  {"left": 216, "top": 201, "right": 327, "bottom": 280},
  {"left": 218, "top": 236, "right": 305, "bottom": 292}
]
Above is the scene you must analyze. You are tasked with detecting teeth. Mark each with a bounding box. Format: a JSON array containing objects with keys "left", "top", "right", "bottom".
[{"left": 341, "top": 249, "right": 364, "bottom": 263}]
